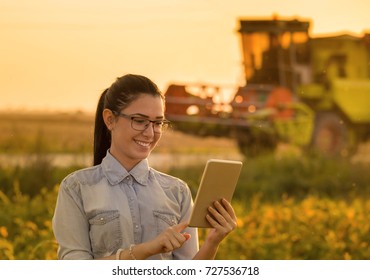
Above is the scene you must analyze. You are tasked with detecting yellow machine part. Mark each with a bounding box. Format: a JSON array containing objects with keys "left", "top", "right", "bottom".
[{"left": 331, "top": 79, "right": 370, "bottom": 123}]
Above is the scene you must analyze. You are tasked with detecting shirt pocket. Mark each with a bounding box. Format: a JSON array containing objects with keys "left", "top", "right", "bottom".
[
  {"left": 88, "top": 210, "right": 122, "bottom": 257},
  {"left": 153, "top": 211, "right": 178, "bottom": 230}
]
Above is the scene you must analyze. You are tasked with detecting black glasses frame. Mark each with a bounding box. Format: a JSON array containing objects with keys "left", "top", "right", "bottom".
[{"left": 113, "top": 111, "right": 170, "bottom": 133}]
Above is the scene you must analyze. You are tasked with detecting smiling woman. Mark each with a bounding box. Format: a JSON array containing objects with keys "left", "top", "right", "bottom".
[
  {"left": 94, "top": 75, "right": 167, "bottom": 169},
  {"left": 103, "top": 95, "right": 166, "bottom": 170},
  {"left": 52, "top": 73, "right": 238, "bottom": 260}
]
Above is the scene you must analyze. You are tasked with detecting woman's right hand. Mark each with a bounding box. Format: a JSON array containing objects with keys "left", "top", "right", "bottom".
[{"left": 147, "top": 222, "right": 191, "bottom": 255}]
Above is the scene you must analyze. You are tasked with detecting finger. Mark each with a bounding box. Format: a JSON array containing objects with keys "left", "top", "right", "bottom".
[
  {"left": 207, "top": 208, "right": 235, "bottom": 235},
  {"left": 213, "top": 200, "right": 235, "bottom": 224},
  {"left": 171, "top": 225, "right": 188, "bottom": 241},
  {"left": 168, "top": 231, "right": 188, "bottom": 250},
  {"left": 169, "top": 237, "right": 182, "bottom": 249},
  {"left": 220, "top": 199, "right": 238, "bottom": 228},
  {"left": 206, "top": 213, "right": 221, "bottom": 228},
  {"left": 208, "top": 205, "right": 227, "bottom": 227},
  {"left": 213, "top": 199, "right": 233, "bottom": 218},
  {"left": 161, "top": 233, "right": 183, "bottom": 251},
  {"left": 221, "top": 198, "right": 237, "bottom": 220},
  {"left": 173, "top": 230, "right": 187, "bottom": 243},
  {"left": 209, "top": 201, "right": 237, "bottom": 230},
  {"left": 214, "top": 200, "right": 229, "bottom": 216},
  {"left": 157, "top": 222, "right": 190, "bottom": 253},
  {"left": 160, "top": 238, "right": 174, "bottom": 252},
  {"left": 172, "top": 221, "right": 189, "bottom": 233},
  {"left": 183, "top": 232, "right": 191, "bottom": 241}
]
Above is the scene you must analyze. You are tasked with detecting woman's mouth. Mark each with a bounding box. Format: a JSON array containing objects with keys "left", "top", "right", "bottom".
[{"left": 134, "top": 140, "right": 151, "bottom": 148}]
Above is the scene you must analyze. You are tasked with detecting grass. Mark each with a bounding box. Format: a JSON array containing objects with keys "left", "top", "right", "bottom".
[{"left": 0, "top": 111, "right": 94, "bottom": 154}]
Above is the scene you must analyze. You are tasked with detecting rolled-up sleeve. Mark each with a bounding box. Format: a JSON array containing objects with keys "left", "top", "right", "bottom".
[{"left": 52, "top": 176, "right": 92, "bottom": 259}]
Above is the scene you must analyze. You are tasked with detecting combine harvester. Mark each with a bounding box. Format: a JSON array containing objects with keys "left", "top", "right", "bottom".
[{"left": 165, "top": 16, "right": 370, "bottom": 157}]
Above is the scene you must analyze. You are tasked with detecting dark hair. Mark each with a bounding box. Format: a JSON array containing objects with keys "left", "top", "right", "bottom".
[{"left": 93, "top": 74, "right": 165, "bottom": 165}]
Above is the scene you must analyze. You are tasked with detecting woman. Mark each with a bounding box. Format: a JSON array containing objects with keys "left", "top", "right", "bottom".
[{"left": 52, "top": 74, "right": 237, "bottom": 260}]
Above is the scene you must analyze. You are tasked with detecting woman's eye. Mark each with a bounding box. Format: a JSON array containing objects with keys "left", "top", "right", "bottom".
[{"left": 133, "top": 118, "right": 148, "bottom": 125}]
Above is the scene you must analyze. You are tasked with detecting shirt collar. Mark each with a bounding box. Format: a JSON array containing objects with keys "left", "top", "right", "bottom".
[{"left": 101, "top": 151, "right": 149, "bottom": 186}]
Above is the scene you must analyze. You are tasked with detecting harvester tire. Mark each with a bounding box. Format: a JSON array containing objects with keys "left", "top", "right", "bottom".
[{"left": 311, "top": 112, "right": 351, "bottom": 157}]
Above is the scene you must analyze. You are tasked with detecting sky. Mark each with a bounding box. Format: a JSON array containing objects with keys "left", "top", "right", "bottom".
[{"left": 1, "top": 0, "right": 370, "bottom": 112}]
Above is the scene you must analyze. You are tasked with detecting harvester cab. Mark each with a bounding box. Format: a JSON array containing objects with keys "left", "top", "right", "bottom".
[{"left": 232, "top": 19, "right": 314, "bottom": 156}]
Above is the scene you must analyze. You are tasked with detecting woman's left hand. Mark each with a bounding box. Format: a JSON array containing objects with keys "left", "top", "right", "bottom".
[{"left": 205, "top": 198, "right": 237, "bottom": 245}]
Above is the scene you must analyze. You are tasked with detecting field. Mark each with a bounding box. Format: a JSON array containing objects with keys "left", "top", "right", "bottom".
[
  {"left": 0, "top": 111, "right": 369, "bottom": 260},
  {"left": 0, "top": 110, "right": 240, "bottom": 155}
]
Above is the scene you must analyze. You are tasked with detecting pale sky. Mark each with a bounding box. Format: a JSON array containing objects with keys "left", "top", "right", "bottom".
[{"left": 1, "top": 0, "right": 370, "bottom": 112}]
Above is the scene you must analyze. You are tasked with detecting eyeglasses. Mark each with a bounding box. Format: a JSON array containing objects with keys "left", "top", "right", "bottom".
[{"left": 113, "top": 111, "right": 170, "bottom": 133}]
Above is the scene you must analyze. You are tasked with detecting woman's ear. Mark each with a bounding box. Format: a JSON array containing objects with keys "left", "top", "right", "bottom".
[{"left": 103, "top": 109, "right": 115, "bottom": 131}]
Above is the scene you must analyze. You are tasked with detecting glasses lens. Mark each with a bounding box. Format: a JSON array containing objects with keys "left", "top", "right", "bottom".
[
  {"left": 131, "top": 117, "right": 170, "bottom": 133},
  {"left": 131, "top": 117, "right": 149, "bottom": 131}
]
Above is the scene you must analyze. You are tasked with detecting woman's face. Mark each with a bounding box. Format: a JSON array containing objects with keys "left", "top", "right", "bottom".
[{"left": 107, "top": 94, "right": 164, "bottom": 170}]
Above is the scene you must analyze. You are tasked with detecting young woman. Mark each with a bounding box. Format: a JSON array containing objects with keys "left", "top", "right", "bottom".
[{"left": 52, "top": 74, "right": 237, "bottom": 260}]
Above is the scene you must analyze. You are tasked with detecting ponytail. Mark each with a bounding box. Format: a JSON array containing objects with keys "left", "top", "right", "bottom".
[{"left": 93, "top": 89, "right": 110, "bottom": 165}]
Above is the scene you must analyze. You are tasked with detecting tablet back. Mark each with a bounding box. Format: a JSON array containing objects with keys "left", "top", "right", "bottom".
[{"left": 189, "top": 159, "right": 243, "bottom": 228}]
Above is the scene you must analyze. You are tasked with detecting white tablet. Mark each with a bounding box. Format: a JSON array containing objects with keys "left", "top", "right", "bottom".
[{"left": 188, "top": 159, "right": 243, "bottom": 228}]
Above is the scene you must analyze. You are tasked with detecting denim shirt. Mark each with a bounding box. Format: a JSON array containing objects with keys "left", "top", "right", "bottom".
[{"left": 52, "top": 151, "right": 199, "bottom": 260}]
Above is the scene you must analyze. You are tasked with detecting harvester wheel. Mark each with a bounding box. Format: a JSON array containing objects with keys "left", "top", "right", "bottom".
[
  {"left": 311, "top": 112, "right": 351, "bottom": 157},
  {"left": 235, "top": 127, "right": 277, "bottom": 157}
]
